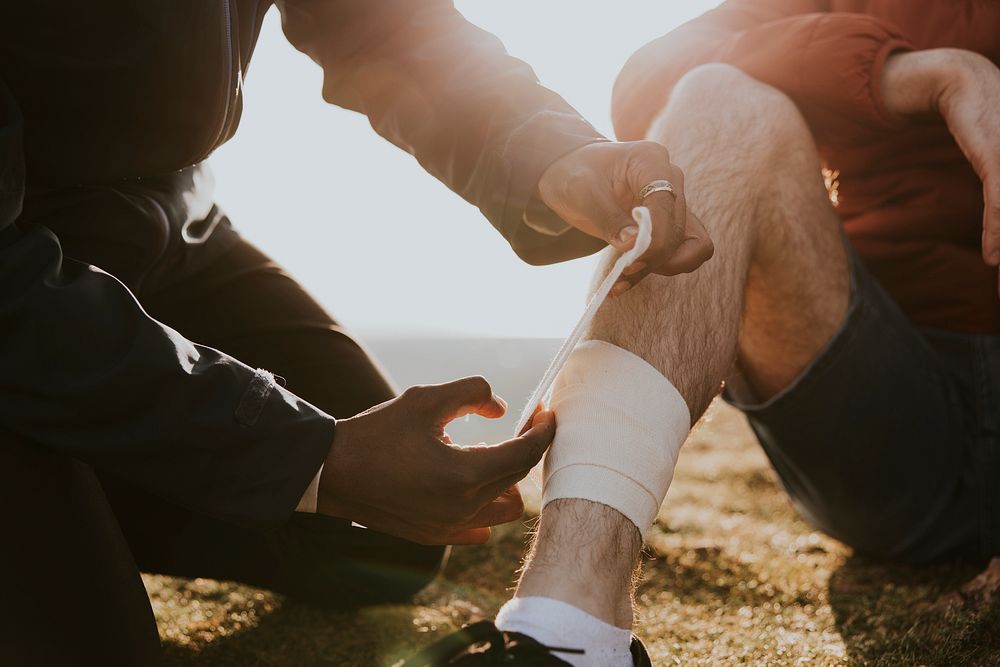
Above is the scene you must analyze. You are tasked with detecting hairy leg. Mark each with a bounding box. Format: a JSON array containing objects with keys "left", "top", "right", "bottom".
[{"left": 513, "top": 64, "right": 850, "bottom": 627}]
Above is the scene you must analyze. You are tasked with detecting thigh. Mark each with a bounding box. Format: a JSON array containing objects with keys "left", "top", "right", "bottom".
[
  {"left": 726, "top": 246, "right": 978, "bottom": 562},
  {"left": 142, "top": 228, "right": 396, "bottom": 419},
  {"left": 0, "top": 432, "right": 161, "bottom": 666}
]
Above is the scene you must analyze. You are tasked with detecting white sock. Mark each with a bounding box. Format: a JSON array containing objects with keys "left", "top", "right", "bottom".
[{"left": 495, "top": 596, "right": 633, "bottom": 667}]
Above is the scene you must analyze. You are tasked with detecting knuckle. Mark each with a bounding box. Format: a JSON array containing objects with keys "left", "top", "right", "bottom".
[
  {"left": 401, "top": 384, "right": 427, "bottom": 401},
  {"left": 450, "top": 461, "right": 479, "bottom": 490},
  {"left": 670, "top": 164, "right": 685, "bottom": 185},
  {"left": 634, "top": 139, "right": 670, "bottom": 162},
  {"left": 464, "top": 375, "right": 492, "bottom": 401}
]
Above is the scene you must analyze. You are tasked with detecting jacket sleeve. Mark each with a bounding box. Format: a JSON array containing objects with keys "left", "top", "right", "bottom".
[
  {"left": 276, "top": 0, "right": 608, "bottom": 264},
  {"left": 0, "top": 82, "right": 333, "bottom": 529},
  {"left": 612, "top": 0, "right": 914, "bottom": 148}
]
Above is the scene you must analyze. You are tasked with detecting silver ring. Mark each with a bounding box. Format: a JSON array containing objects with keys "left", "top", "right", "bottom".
[{"left": 638, "top": 179, "right": 675, "bottom": 200}]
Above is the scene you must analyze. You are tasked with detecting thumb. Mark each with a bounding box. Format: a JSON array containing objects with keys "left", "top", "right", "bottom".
[
  {"left": 605, "top": 208, "right": 642, "bottom": 253},
  {"left": 461, "top": 410, "right": 555, "bottom": 490}
]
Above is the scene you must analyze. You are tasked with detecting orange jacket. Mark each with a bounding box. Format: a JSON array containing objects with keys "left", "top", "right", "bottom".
[{"left": 613, "top": 0, "right": 1000, "bottom": 334}]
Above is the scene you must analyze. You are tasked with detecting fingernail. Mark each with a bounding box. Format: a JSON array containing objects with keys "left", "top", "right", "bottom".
[
  {"left": 492, "top": 393, "right": 507, "bottom": 410},
  {"left": 612, "top": 280, "right": 630, "bottom": 296},
  {"left": 615, "top": 225, "right": 638, "bottom": 246}
]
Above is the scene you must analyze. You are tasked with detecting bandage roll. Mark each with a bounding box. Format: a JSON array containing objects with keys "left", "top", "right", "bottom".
[{"left": 542, "top": 340, "right": 690, "bottom": 534}]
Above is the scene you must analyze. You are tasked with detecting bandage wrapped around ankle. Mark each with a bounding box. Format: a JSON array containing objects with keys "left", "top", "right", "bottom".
[{"left": 542, "top": 340, "right": 691, "bottom": 534}]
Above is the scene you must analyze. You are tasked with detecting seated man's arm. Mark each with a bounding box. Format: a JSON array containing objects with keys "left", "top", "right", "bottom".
[
  {"left": 276, "top": 0, "right": 608, "bottom": 265},
  {"left": 612, "top": 0, "right": 913, "bottom": 148},
  {"left": 881, "top": 48, "right": 1000, "bottom": 280}
]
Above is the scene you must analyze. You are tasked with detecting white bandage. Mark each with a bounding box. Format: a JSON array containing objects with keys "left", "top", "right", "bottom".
[{"left": 541, "top": 340, "right": 690, "bottom": 534}]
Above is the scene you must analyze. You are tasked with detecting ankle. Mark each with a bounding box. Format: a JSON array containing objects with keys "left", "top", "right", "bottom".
[{"left": 513, "top": 500, "right": 641, "bottom": 628}]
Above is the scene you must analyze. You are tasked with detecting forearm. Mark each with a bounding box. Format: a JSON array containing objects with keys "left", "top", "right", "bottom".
[{"left": 278, "top": 0, "right": 607, "bottom": 265}]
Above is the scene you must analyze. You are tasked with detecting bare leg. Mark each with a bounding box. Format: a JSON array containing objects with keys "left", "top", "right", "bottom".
[{"left": 513, "top": 64, "right": 850, "bottom": 628}]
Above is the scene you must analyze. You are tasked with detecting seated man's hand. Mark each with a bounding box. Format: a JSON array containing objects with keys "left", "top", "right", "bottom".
[
  {"left": 882, "top": 48, "right": 1000, "bottom": 292},
  {"left": 537, "top": 140, "right": 714, "bottom": 295},
  {"left": 317, "top": 376, "right": 555, "bottom": 545}
]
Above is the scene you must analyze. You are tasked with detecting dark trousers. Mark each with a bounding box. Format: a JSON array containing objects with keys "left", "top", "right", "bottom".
[{"left": 0, "top": 169, "right": 445, "bottom": 665}]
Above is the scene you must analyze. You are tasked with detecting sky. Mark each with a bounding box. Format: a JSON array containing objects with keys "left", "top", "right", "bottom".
[{"left": 210, "top": 1, "right": 721, "bottom": 338}]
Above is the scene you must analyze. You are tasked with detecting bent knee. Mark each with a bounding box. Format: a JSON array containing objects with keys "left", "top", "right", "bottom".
[{"left": 662, "top": 64, "right": 810, "bottom": 149}]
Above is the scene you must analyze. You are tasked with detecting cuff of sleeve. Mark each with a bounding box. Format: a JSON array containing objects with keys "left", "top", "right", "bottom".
[
  {"left": 869, "top": 38, "right": 915, "bottom": 129},
  {"left": 218, "top": 368, "right": 336, "bottom": 527},
  {"left": 521, "top": 200, "right": 572, "bottom": 237},
  {"left": 491, "top": 111, "right": 609, "bottom": 264},
  {"left": 295, "top": 463, "right": 324, "bottom": 513}
]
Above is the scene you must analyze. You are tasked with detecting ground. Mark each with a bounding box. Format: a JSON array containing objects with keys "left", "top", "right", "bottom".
[{"left": 149, "top": 401, "right": 1000, "bottom": 666}]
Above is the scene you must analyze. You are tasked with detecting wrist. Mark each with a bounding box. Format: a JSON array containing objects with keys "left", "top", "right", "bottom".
[{"left": 882, "top": 48, "right": 991, "bottom": 117}]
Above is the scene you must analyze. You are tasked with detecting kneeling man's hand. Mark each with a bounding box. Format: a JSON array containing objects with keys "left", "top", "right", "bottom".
[
  {"left": 317, "top": 376, "right": 555, "bottom": 545},
  {"left": 537, "top": 140, "right": 714, "bottom": 294}
]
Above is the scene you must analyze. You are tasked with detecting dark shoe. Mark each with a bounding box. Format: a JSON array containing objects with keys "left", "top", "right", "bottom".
[{"left": 394, "top": 620, "right": 652, "bottom": 666}]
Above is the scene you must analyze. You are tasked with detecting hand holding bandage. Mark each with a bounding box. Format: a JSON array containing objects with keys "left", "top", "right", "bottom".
[
  {"left": 537, "top": 140, "right": 714, "bottom": 294},
  {"left": 319, "top": 377, "right": 556, "bottom": 545}
]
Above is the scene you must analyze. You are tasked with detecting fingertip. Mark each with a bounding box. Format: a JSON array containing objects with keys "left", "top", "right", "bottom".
[
  {"left": 450, "top": 527, "right": 491, "bottom": 545},
  {"left": 480, "top": 392, "right": 507, "bottom": 419},
  {"left": 471, "top": 388, "right": 506, "bottom": 420},
  {"left": 517, "top": 403, "right": 545, "bottom": 435},
  {"left": 525, "top": 410, "right": 556, "bottom": 453},
  {"left": 622, "top": 260, "right": 646, "bottom": 276},
  {"left": 611, "top": 224, "right": 639, "bottom": 251},
  {"left": 611, "top": 280, "right": 631, "bottom": 297},
  {"left": 526, "top": 409, "right": 555, "bottom": 436}
]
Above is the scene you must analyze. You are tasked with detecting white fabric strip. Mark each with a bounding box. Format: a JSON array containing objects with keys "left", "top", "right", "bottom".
[{"left": 514, "top": 206, "right": 653, "bottom": 434}]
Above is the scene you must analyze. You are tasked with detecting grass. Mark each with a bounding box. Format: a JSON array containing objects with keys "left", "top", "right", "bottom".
[{"left": 148, "top": 401, "right": 999, "bottom": 666}]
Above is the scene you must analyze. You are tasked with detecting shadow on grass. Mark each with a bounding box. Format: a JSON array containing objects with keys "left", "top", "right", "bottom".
[
  {"left": 829, "top": 556, "right": 1000, "bottom": 667},
  {"left": 156, "top": 521, "right": 531, "bottom": 667}
]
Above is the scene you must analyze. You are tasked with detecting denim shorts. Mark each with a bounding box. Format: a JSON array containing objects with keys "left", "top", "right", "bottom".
[{"left": 725, "top": 244, "right": 1000, "bottom": 562}]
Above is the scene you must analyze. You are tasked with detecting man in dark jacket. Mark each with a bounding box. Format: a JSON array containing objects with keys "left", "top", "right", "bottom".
[{"left": 0, "top": 1, "right": 710, "bottom": 663}]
